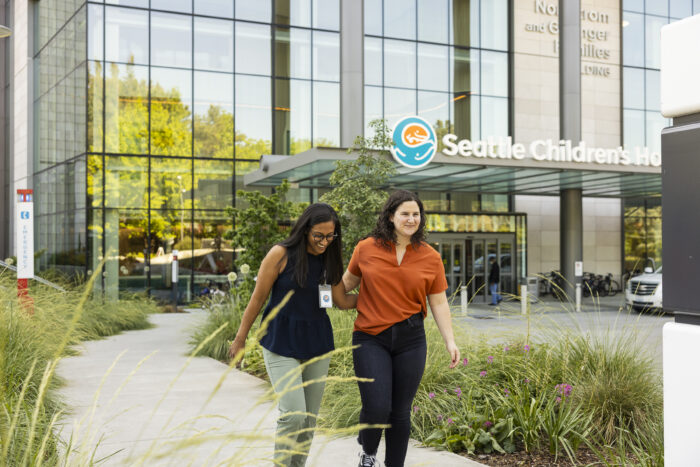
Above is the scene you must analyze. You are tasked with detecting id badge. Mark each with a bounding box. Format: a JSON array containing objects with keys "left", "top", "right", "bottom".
[{"left": 319, "top": 284, "right": 332, "bottom": 308}]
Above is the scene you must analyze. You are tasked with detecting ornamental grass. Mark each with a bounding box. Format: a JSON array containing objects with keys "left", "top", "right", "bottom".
[{"left": 0, "top": 269, "right": 155, "bottom": 466}]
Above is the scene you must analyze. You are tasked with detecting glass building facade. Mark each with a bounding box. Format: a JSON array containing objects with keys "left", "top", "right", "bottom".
[
  {"left": 620, "top": 0, "right": 699, "bottom": 273},
  {"left": 29, "top": 0, "right": 511, "bottom": 300}
]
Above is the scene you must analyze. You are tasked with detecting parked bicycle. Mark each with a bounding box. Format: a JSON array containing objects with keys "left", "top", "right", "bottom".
[{"left": 582, "top": 272, "right": 619, "bottom": 297}]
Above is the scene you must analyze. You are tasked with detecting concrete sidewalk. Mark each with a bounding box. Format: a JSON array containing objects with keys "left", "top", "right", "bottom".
[{"left": 56, "top": 312, "right": 483, "bottom": 466}]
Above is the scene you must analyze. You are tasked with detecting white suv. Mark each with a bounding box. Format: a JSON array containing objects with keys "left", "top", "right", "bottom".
[{"left": 625, "top": 267, "right": 662, "bottom": 312}]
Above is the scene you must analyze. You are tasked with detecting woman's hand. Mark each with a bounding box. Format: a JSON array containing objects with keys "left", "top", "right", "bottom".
[
  {"left": 445, "top": 340, "right": 460, "bottom": 369},
  {"left": 228, "top": 336, "right": 246, "bottom": 367},
  {"left": 427, "top": 292, "right": 461, "bottom": 369}
]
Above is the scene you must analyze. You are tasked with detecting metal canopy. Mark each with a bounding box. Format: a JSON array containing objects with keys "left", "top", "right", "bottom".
[{"left": 244, "top": 147, "right": 662, "bottom": 198}]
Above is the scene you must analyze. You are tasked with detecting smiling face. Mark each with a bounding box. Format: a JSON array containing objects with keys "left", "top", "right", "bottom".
[
  {"left": 306, "top": 220, "right": 337, "bottom": 255},
  {"left": 390, "top": 201, "right": 421, "bottom": 241}
]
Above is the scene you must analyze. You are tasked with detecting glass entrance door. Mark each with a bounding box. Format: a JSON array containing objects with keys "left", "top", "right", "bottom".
[{"left": 431, "top": 234, "right": 516, "bottom": 304}]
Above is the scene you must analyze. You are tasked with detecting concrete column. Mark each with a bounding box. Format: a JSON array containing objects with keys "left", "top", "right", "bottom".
[
  {"left": 560, "top": 188, "right": 583, "bottom": 297},
  {"left": 340, "top": 0, "right": 364, "bottom": 147},
  {"left": 559, "top": 0, "right": 582, "bottom": 296}
]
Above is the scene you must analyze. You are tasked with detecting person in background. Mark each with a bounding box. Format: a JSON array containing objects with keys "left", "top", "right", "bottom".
[
  {"left": 342, "top": 190, "right": 460, "bottom": 467},
  {"left": 488, "top": 256, "right": 502, "bottom": 306},
  {"left": 229, "top": 203, "right": 357, "bottom": 467}
]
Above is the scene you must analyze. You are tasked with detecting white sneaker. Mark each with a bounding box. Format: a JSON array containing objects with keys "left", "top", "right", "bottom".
[{"left": 358, "top": 451, "right": 380, "bottom": 467}]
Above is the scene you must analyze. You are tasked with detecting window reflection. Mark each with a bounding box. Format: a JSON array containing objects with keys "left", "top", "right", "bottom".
[
  {"left": 275, "top": 27, "right": 311, "bottom": 79},
  {"left": 645, "top": 0, "right": 668, "bottom": 16},
  {"left": 236, "top": 0, "right": 271, "bottom": 23},
  {"left": 313, "top": 82, "right": 340, "bottom": 147},
  {"left": 418, "top": 91, "right": 450, "bottom": 147},
  {"left": 103, "top": 208, "right": 149, "bottom": 296},
  {"left": 623, "top": 12, "right": 644, "bottom": 66},
  {"left": 104, "top": 156, "right": 148, "bottom": 209},
  {"left": 481, "top": 51, "right": 508, "bottom": 97},
  {"left": 623, "top": 109, "right": 645, "bottom": 148},
  {"left": 105, "top": 0, "right": 148, "bottom": 7},
  {"left": 364, "top": 0, "right": 382, "bottom": 35},
  {"left": 451, "top": 94, "right": 479, "bottom": 139},
  {"left": 236, "top": 22, "right": 271, "bottom": 75},
  {"left": 452, "top": 47, "right": 478, "bottom": 94},
  {"left": 364, "top": 37, "right": 382, "bottom": 86},
  {"left": 481, "top": 96, "right": 508, "bottom": 138},
  {"left": 150, "top": 157, "right": 193, "bottom": 210},
  {"left": 235, "top": 75, "right": 272, "bottom": 158},
  {"left": 194, "top": 160, "right": 234, "bottom": 209},
  {"left": 274, "top": 0, "right": 311, "bottom": 27},
  {"left": 274, "top": 79, "right": 312, "bottom": 154},
  {"left": 151, "top": 12, "right": 192, "bottom": 69},
  {"left": 645, "top": 69, "right": 660, "bottom": 111},
  {"left": 450, "top": 0, "right": 479, "bottom": 47},
  {"left": 88, "top": 4, "right": 104, "bottom": 61},
  {"left": 105, "top": 63, "right": 149, "bottom": 154},
  {"left": 384, "top": 0, "right": 416, "bottom": 40},
  {"left": 480, "top": 0, "right": 508, "bottom": 51},
  {"left": 313, "top": 31, "right": 340, "bottom": 82},
  {"left": 105, "top": 6, "right": 148, "bottom": 64},
  {"left": 88, "top": 61, "right": 104, "bottom": 152},
  {"left": 418, "top": 0, "right": 448, "bottom": 43},
  {"left": 364, "top": 86, "right": 383, "bottom": 137},
  {"left": 645, "top": 15, "right": 667, "bottom": 68},
  {"left": 313, "top": 0, "right": 339, "bottom": 30},
  {"left": 384, "top": 88, "right": 416, "bottom": 128},
  {"left": 192, "top": 211, "right": 234, "bottom": 282},
  {"left": 150, "top": 67, "right": 193, "bottom": 156},
  {"left": 149, "top": 209, "right": 193, "bottom": 298},
  {"left": 88, "top": 155, "right": 104, "bottom": 208},
  {"left": 151, "top": 0, "right": 192, "bottom": 14},
  {"left": 195, "top": 0, "right": 234, "bottom": 18},
  {"left": 194, "top": 17, "right": 234, "bottom": 72},
  {"left": 418, "top": 44, "right": 448, "bottom": 92},
  {"left": 194, "top": 71, "right": 234, "bottom": 158},
  {"left": 384, "top": 39, "right": 416, "bottom": 89},
  {"left": 623, "top": 67, "right": 644, "bottom": 109}
]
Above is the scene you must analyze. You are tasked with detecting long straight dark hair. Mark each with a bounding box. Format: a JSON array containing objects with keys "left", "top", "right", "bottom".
[{"left": 278, "top": 203, "right": 344, "bottom": 287}]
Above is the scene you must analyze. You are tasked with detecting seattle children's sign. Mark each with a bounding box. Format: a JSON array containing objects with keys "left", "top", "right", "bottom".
[{"left": 389, "top": 116, "right": 662, "bottom": 169}]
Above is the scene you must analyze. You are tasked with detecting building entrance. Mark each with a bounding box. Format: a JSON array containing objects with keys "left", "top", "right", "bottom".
[{"left": 429, "top": 233, "right": 516, "bottom": 303}]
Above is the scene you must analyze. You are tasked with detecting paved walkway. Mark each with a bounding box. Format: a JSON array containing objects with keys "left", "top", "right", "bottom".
[{"left": 56, "top": 312, "right": 483, "bottom": 466}]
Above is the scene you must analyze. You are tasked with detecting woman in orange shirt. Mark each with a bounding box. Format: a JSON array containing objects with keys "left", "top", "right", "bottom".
[{"left": 343, "top": 190, "right": 460, "bottom": 467}]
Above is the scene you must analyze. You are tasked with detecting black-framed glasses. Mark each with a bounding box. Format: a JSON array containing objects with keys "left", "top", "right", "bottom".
[{"left": 311, "top": 231, "right": 338, "bottom": 242}]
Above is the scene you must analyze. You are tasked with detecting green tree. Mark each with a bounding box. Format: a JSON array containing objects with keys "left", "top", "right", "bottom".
[
  {"left": 320, "top": 119, "right": 397, "bottom": 261},
  {"left": 225, "top": 180, "right": 306, "bottom": 301}
]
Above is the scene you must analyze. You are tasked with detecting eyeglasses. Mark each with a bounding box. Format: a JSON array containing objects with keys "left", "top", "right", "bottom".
[{"left": 311, "top": 231, "right": 338, "bottom": 242}]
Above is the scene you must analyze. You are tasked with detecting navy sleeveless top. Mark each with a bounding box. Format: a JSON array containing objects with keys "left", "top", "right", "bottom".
[{"left": 259, "top": 251, "right": 334, "bottom": 359}]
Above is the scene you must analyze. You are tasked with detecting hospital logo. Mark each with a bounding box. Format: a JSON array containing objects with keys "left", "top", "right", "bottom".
[{"left": 390, "top": 116, "right": 437, "bottom": 169}]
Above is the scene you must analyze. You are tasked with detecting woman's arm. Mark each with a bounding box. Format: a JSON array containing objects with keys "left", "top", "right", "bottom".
[
  {"left": 228, "top": 245, "right": 286, "bottom": 361},
  {"left": 342, "top": 269, "right": 361, "bottom": 292},
  {"left": 331, "top": 281, "right": 357, "bottom": 309},
  {"left": 427, "top": 292, "right": 460, "bottom": 368}
]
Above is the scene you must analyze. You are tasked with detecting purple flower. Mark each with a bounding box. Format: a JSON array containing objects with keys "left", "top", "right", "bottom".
[
  {"left": 413, "top": 406, "right": 419, "bottom": 413},
  {"left": 504, "top": 388, "right": 511, "bottom": 396},
  {"left": 484, "top": 421, "right": 493, "bottom": 428},
  {"left": 437, "top": 415, "right": 443, "bottom": 421},
  {"left": 428, "top": 392, "right": 435, "bottom": 400},
  {"left": 462, "top": 358, "right": 469, "bottom": 366},
  {"left": 555, "top": 383, "right": 573, "bottom": 397},
  {"left": 504, "top": 346, "right": 510, "bottom": 352},
  {"left": 487, "top": 356, "right": 494, "bottom": 364},
  {"left": 556, "top": 396, "right": 562, "bottom": 404},
  {"left": 524, "top": 378, "right": 530, "bottom": 384},
  {"left": 479, "top": 370, "right": 487, "bottom": 377},
  {"left": 447, "top": 418, "right": 454, "bottom": 425},
  {"left": 454, "top": 387, "right": 462, "bottom": 398},
  {"left": 443, "top": 389, "right": 447, "bottom": 393},
  {"left": 523, "top": 344, "right": 531, "bottom": 353}
]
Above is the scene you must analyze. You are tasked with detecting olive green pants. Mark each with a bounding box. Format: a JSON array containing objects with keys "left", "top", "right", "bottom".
[{"left": 262, "top": 348, "right": 330, "bottom": 467}]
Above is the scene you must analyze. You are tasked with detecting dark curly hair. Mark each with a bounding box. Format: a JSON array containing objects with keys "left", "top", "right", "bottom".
[{"left": 369, "top": 190, "right": 426, "bottom": 250}]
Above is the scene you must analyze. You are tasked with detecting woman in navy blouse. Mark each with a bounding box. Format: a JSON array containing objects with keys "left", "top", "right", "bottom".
[{"left": 229, "top": 203, "right": 357, "bottom": 467}]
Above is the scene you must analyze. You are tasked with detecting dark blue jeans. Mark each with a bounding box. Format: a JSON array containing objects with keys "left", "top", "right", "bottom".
[{"left": 352, "top": 313, "right": 427, "bottom": 467}]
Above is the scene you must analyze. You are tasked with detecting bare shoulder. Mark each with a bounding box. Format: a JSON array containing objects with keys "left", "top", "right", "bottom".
[{"left": 267, "top": 244, "right": 287, "bottom": 259}]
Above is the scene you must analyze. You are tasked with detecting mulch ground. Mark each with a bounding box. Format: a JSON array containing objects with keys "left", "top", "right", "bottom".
[{"left": 461, "top": 446, "right": 603, "bottom": 466}]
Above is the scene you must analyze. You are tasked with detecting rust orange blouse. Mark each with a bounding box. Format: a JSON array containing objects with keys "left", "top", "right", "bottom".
[{"left": 348, "top": 237, "right": 448, "bottom": 335}]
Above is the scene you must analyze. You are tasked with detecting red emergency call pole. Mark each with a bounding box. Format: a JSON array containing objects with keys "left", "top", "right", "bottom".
[{"left": 16, "top": 189, "right": 35, "bottom": 314}]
